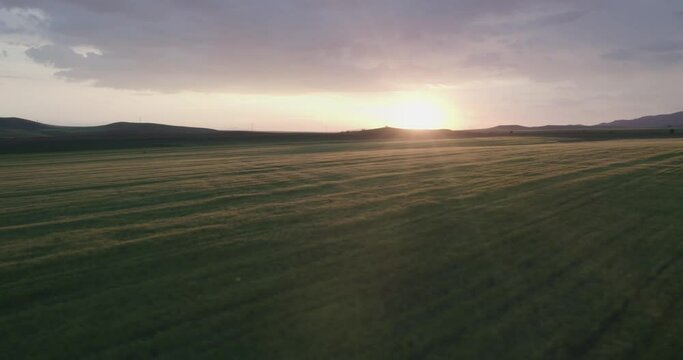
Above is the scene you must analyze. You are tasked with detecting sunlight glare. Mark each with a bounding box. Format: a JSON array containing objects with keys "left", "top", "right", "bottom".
[{"left": 376, "top": 93, "right": 455, "bottom": 130}]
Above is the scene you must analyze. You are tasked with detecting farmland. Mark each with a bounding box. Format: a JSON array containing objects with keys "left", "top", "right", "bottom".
[{"left": 2, "top": 137, "right": 683, "bottom": 359}]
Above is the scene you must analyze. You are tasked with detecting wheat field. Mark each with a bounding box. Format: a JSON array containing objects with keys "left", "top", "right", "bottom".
[{"left": 2, "top": 138, "right": 683, "bottom": 359}]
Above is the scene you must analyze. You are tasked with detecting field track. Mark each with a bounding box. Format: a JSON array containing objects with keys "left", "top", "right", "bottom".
[{"left": 2, "top": 138, "right": 683, "bottom": 359}]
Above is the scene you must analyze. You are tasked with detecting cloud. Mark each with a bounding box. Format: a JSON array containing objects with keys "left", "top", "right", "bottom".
[
  {"left": 0, "top": 0, "right": 682, "bottom": 95},
  {"left": 0, "top": 6, "right": 47, "bottom": 44},
  {"left": 604, "top": 40, "right": 683, "bottom": 65},
  {"left": 528, "top": 10, "right": 587, "bottom": 27}
]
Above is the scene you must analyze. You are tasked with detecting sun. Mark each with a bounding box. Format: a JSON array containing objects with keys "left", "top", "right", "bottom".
[{"left": 377, "top": 93, "right": 454, "bottom": 130}]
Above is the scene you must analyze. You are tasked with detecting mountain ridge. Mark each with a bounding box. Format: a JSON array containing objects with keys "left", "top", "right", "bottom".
[
  {"left": 1, "top": 110, "right": 682, "bottom": 141},
  {"left": 595, "top": 111, "right": 683, "bottom": 128},
  {"left": 486, "top": 111, "right": 683, "bottom": 131}
]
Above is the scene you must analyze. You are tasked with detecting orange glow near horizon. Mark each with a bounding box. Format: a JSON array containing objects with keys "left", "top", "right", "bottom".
[{"left": 371, "top": 92, "right": 457, "bottom": 130}]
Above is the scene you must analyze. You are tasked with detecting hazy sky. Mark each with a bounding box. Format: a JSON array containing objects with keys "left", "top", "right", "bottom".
[{"left": 1, "top": 0, "right": 682, "bottom": 131}]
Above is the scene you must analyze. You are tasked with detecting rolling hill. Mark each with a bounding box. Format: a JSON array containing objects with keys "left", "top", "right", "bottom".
[
  {"left": 0, "top": 117, "right": 53, "bottom": 130},
  {"left": 1, "top": 111, "right": 682, "bottom": 153},
  {"left": 4, "top": 110, "right": 682, "bottom": 140},
  {"left": 486, "top": 111, "right": 683, "bottom": 131},
  {"left": 0, "top": 118, "right": 220, "bottom": 139},
  {"left": 596, "top": 111, "right": 683, "bottom": 128},
  {"left": 0, "top": 117, "right": 464, "bottom": 143}
]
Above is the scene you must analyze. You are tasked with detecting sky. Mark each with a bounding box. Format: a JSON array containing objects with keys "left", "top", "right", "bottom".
[{"left": 1, "top": 0, "right": 682, "bottom": 131}]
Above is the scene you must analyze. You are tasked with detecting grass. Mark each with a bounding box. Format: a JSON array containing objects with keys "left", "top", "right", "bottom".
[{"left": 2, "top": 137, "right": 683, "bottom": 359}]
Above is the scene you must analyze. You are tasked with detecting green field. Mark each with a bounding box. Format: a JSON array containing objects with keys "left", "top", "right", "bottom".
[{"left": 2, "top": 138, "right": 683, "bottom": 359}]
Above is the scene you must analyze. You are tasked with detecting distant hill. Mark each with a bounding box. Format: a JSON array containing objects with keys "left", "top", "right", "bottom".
[
  {"left": 5, "top": 110, "right": 682, "bottom": 140},
  {"left": 0, "top": 117, "right": 53, "bottom": 130},
  {"left": 0, "top": 117, "right": 58, "bottom": 138},
  {"left": 485, "top": 111, "right": 683, "bottom": 131},
  {"left": 0, "top": 117, "right": 349, "bottom": 153},
  {"left": 0, "top": 118, "right": 219, "bottom": 139},
  {"left": 488, "top": 125, "right": 531, "bottom": 131},
  {"left": 2, "top": 111, "right": 683, "bottom": 153},
  {"left": 87, "top": 122, "right": 219, "bottom": 136},
  {"left": 0, "top": 118, "right": 462, "bottom": 141},
  {"left": 596, "top": 111, "right": 683, "bottom": 128}
]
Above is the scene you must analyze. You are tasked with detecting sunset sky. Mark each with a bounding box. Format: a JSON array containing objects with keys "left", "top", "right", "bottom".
[{"left": 1, "top": 0, "right": 682, "bottom": 131}]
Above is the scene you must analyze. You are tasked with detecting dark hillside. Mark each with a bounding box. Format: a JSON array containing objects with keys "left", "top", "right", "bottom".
[
  {"left": 597, "top": 111, "right": 683, "bottom": 128},
  {"left": 0, "top": 117, "right": 53, "bottom": 130}
]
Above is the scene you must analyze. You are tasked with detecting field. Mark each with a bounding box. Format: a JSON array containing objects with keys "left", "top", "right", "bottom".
[{"left": 2, "top": 137, "right": 683, "bottom": 359}]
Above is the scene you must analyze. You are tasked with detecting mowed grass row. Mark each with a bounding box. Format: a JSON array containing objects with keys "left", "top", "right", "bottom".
[{"left": 2, "top": 138, "right": 683, "bottom": 359}]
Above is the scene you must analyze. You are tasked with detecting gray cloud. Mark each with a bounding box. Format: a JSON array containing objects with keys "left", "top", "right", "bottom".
[
  {"left": 528, "top": 10, "right": 587, "bottom": 27},
  {"left": 1, "top": 0, "right": 682, "bottom": 94},
  {"left": 604, "top": 40, "right": 683, "bottom": 65}
]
